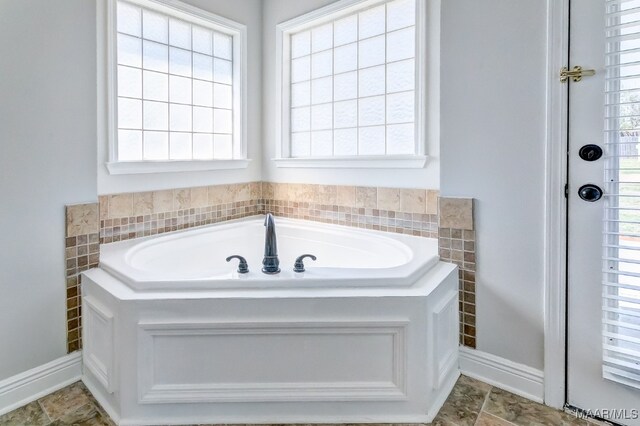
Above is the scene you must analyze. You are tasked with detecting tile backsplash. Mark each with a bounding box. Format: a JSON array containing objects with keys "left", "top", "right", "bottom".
[
  {"left": 99, "top": 182, "right": 262, "bottom": 243},
  {"left": 263, "top": 183, "right": 439, "bottom": 238},
  {"left": 438, "top": 197, "right": 476, "bottom": 347},
  {"left": 64, "top": 203, "right": 100, "bottom": 352},
  {"left": 65, "top": 182, "right": 476, "bottom": 351}
]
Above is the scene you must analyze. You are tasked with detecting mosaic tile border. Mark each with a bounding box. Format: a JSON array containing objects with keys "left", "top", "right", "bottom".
[
  {"left": 438, "top": 197, "right": 476, "bottom": 347},
  {"left": 98, "top": 182, "right": 263, "bottom": 243},
  {"left": 65, "top": 204, "right": 100, "bottom": 353},
  {"left": 261, "top": 183, "right": 439, "bottom": 237},
  {"left": 439, "top": 227, "right": 476, "bottom": 347},
  {"left": 265, "top": 199, "right": 438, "bottom": 237},
  {"left": 99, "top": 200, "right": 263, "bottom": 243},
  {"left": 66, "top": 182, "right": 476, "bottom": 351},
  {"left": 262, "top": 183, "right": 440, "bottom": 215}
]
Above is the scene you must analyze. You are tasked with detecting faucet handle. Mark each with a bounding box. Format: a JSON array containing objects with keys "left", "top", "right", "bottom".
[
  {"left": 294, "top": 254, "right": 317, "bottom": 273},
  {"left": 226, "top": 255, "right": 249, "bottom": 274}
]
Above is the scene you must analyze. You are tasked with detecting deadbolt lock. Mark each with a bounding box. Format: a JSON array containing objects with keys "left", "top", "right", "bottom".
[{"left": 560, "top": 66, "right": 596, "bottom": 83}]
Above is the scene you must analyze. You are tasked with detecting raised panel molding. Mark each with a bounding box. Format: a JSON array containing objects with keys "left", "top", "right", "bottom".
[
  {"left": 137, "top": 320, "right": 408, "bottom": 404},
  {"left": 83, "top": 297, "right": 115, "bottom": 393},
  {"left": 432, "top": 291, "right": 459, "bottom": 390}
]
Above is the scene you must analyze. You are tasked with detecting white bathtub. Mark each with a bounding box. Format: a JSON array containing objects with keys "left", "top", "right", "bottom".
[
  {"left": 99, "top": 217, "right": 440, "bottom": 290},
  {"left": 82, "top": 215, "right": 459, "bottom": 425}
]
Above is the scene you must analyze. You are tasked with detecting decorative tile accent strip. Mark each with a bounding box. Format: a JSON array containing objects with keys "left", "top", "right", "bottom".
[
  {"left": 98, "top": 182, "right": 263, "bottom": 243},
  {"left": 438, "top": 197, "right": 476, "bottom": 348},
  {"left": 263, "top": 183, "right": 439, "bottom": 213},
  {"left": 263, "top": 183, "right": 439, "bottom": 237},
  {"left": 65, "top": 203, "right": 100, "bottom": 353},
  {"left": 266, "top": 199, "right": 438, "bottom": 237}
]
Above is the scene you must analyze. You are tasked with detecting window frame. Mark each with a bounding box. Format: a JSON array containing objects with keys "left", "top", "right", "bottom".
[
  {"left": 105, "top": 0, "right": 249, "bottom": 175},
  {"left": 274, "top": 0, "right": 429, "bottom": 169}
]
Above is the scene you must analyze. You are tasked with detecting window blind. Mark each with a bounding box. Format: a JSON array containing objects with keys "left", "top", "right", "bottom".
[{"left": 604, "top": 0, "right": 640, "bottom": 389}]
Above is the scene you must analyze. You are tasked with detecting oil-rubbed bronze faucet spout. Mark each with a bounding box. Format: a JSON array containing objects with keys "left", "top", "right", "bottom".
[{"left": 262, "top": 213, "right": 280, "bottom": 274}]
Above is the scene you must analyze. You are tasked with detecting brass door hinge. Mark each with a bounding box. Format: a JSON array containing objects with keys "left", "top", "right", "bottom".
[{"left": 560, "top": 66, "right": 596, "bottom": 83}]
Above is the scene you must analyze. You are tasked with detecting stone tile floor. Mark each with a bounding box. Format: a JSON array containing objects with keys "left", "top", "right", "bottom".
[{"left": 0, "top": 375, "right": 609, "bottom": 426}]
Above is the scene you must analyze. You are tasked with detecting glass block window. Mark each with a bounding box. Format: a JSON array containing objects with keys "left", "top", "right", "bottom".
[
  {"left": 115, "top": 0, "right": 237, "bottom": 161},
  {"left": 288, "top": 0, "right": 417, "bottom": 157}
]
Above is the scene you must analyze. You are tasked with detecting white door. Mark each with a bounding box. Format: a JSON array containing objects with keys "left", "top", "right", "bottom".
[{"left": 568, "top": 0, "right": 640, "bottom": 423}]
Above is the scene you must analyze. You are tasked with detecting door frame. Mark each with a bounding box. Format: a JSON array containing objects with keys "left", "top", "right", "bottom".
[{"left": 544, "top": 0, "right": 570, "bottom": 409}]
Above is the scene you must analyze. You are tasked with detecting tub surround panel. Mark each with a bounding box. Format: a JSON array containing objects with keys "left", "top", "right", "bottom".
[
  {"left": 438, "top": 197, "right": 476, "bottom": 348},
  {"left": 80, "top": 262, "right": 460, "bottom": 424},
  {"left": 64, "top": 204, "right": 100, "bottom": 353},
  {"left": 137, "top": 320, "right": 408, "bottom": 403}
]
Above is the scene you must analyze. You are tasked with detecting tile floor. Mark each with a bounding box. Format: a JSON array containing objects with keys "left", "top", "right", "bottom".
[{"left": 0, "top": 375, "right": 606, "bottom": 426}]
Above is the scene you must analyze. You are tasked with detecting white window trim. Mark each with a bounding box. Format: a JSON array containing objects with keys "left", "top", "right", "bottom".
[
  {"left": 104, "top": 0, "right": 249, "bottom": 175},
  {"left": 274, "top": 0, "right": 429, "bottom": 169}
]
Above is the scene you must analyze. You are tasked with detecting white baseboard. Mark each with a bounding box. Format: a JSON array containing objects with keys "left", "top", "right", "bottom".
[
  {"left": 0, "top": 352, "right": 83, "bottom": 416},
  {"left": 459, "top": 346, "right": 544, "bottom": 403}
]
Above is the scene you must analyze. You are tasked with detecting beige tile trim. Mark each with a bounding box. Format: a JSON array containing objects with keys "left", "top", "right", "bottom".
[
  {"left": 263, "top": 182, "right": 439, "bottom": 214},
  {"left": 439, "top": 197, "right": 474, "bottom": 230},
  {"left": 65, "top": 204, "right": 100, "bottom": 353},
  {"left": 265, "top": 199, "right": 438, "bottom": 238},
  {"left": 65, "top": 203, "right": 99, "bottom": 238},
  {"left": 102, "top": 182, "right": 262, "bottom": 220},
  {"left": 437, "top": 196, "right": 476, "bottom": 348}
]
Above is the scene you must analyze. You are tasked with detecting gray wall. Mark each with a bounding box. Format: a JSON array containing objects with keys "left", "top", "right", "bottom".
[
  {"left": 440, "top": 0, "right": 547, "bottom": 369},
  {"left": 0, "top": 0, "right": 98, "bottom": 380}
]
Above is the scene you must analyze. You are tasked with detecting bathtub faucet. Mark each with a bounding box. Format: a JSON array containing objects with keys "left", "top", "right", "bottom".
[{"left": 262, "top": 213, "right": 281, "bottom": 274}]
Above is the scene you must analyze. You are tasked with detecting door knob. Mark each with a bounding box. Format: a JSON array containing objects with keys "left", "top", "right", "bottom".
[
  {"left": 579, "top": 144, "right": 603, "bottom": 161},
  {"left": 578, "top": 184, "right": 603, "bottom": 202}
]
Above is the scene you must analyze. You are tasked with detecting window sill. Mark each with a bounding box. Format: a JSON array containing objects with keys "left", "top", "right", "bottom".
[
  {"left": 272, "top": 155, "right": 428, "bottom": 169},
  {"left": 106, "top": 159, "right": 251, "bottom": 175}
]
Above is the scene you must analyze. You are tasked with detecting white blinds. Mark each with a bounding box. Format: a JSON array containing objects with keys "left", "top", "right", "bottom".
[{"left": 604, "top": 0, "right": 640, "bottom": 389}]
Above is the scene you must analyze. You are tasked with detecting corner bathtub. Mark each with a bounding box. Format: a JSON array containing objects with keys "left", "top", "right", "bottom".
[
  {"left": 81, "top": 215, "right": 460, "bottom": 426},
  {"left": 99, "top": 217, "right": 440, "bottom": 290}
]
